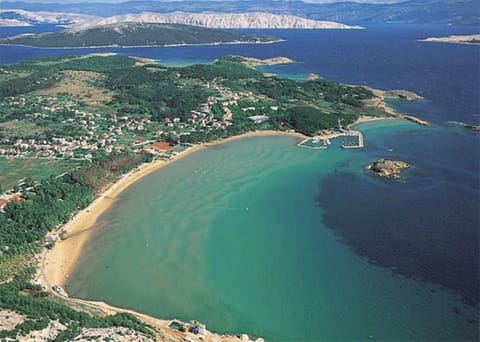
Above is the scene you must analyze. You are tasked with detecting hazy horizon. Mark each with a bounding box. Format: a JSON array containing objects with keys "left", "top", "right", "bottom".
[{"left": 0, "top": 0, "right": 407, "bottom": 4}]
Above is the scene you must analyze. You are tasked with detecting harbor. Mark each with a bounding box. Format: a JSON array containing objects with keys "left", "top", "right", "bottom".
[{"left": 297, "top": 119, "right": 365, "bottom": 150}]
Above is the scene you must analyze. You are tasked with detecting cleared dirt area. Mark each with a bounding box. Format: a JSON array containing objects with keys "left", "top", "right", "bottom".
[
  {"left": 0, "top": 309, "right": 26, "bottom": 331},
  {"left": 35, "top": 70, "right": 114, "bottom": 106}
]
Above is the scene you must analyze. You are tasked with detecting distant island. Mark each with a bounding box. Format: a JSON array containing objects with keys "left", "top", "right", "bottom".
[
  {"left": 448, "top": 121, "right": 480, "bottom": 132},
  {"left": 0, "top": 9, "right": 364, "bottom": 29},
  {"left": 0, "top": 0, "right": 477, "bottom": 26},
  {"left": 70, "top": 11, "right": 363, "bottom": 30},
  {"left": 0, "top": 22, "right": 279, "bottom": 48},
  {"left": 0, "top": 9, "right": 95, "bottom": 27},
  {"left": 418, "top": 34, "right": 480, "bottom": 45}
]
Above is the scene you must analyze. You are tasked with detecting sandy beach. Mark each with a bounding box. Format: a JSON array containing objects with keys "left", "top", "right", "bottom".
[
  {"left": 39, "top": 143, "right": 205, "bottom": 290},
  {"left": 39, "top": 130, "right": 306, "bottom": 291},
  {"left": 35, "top": 129, "right": 306, "bottom": 341},
  {"left": 348, "top": 115, "right": 396, "bottom": 129}
]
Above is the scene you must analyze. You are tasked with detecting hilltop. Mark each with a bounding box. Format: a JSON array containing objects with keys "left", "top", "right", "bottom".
[{"left": 0, "top": 22, "right": 279, "bottom": 48}]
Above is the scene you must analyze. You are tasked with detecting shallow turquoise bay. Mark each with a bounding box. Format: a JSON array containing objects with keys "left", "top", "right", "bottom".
[{"left": 67, "top": 121, "right": 478, "bottom": 341}]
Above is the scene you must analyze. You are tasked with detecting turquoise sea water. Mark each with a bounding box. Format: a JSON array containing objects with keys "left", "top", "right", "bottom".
[
  {"left": 3, "top": 24, "right": 478, "bottom": 340},
  {"left": 67, "top": 122, "right": 477, "bottom": 341}
]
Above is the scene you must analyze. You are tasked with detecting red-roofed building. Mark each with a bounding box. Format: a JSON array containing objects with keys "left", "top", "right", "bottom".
[
  {"left": 0, "top": 194, "right": 23, "bottom": 212},
  {"left": 0, "top": 199, "right": 7, "bottom": 211},
  {"left": 150, "top": 142, "right": 172, "bottom": 152}
]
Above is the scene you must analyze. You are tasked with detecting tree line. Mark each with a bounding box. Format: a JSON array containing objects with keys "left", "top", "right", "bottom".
[{"left": 0, "top": 151, "right": 152, "bottom": 256}]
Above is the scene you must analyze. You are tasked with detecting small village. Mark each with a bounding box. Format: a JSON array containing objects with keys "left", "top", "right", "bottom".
[{"left": 0, "top": 85, "right": 272, "bottom": 162}]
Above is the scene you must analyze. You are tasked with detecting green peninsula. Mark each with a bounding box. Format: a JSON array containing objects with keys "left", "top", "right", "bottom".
[{"left": 0, "top": 23, "right": 278, "bottom": 48}]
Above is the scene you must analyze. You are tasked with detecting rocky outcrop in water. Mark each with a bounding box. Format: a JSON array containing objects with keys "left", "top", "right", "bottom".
[
  {"left": 368, "top": 159, "right": 410, "bottom": 179},
  {"left": 383, "top": 90, "right": 422, "bottom": 101}
]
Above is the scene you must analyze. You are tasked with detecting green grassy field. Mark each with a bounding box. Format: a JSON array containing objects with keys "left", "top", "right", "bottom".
[{"left": 0, "top": 158, "right": 80, "bottom": 191}]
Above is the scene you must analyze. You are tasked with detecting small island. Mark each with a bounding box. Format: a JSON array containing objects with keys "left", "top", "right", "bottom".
[
  {"left": 464, "top": 124, "right": 480, "bottom": 132},
  {"left": 418, "top": 34, "right": 480, "bottom": 45},
  {"left": 368, "top": 158, "right": 411, "bottom": 179},
  {"left": 448, "top": 121, "right": 480, "bottom": 132}
]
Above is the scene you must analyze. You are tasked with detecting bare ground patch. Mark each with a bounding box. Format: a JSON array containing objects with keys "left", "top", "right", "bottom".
[
  {"left": 35, "top": 70, "right": 114, "bottom": 106},
  {"left": 0, "top": 310, "right": 25, "bottom": 331}
]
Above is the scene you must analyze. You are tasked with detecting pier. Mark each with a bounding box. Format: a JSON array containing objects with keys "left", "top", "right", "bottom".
[
  {"left": 297, "top": 119, "right": 365, "bottom": 150},
  {"left": 297, "top": 136, "right": 329, "bottom": 149},
  {"left": 341, "top": 131, "right": 364, "bottom": 149}
]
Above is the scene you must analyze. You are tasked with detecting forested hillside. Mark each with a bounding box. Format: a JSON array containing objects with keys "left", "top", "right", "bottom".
[{"left": 0, "top": 22, "right": 278, "bottom": 47}]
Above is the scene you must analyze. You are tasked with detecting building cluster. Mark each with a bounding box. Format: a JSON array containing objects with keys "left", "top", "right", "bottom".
[
  {"left": 0, "top": 85, "right": 270, "bottom": 161},
  {"left": 0, "top": 95, "right": 157, "bottom": 160}
]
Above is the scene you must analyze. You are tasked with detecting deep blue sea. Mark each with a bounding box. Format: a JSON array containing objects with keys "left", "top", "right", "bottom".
[{"left": 1, "top": 24, "right": 479, "bottom": 338}]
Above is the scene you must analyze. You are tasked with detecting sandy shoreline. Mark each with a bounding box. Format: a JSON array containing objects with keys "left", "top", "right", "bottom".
[
  {"left": 39, "top": 130, "right": 306, "bottom": 291},
  {"left": 35, "top": 123, "right": 408, "bottom": 339},
  {"left": 348, "top": 115, "right": 396, "bottom": 129},
  {"left": 39, "top": 143, "right": 205, "bottom": 289}
]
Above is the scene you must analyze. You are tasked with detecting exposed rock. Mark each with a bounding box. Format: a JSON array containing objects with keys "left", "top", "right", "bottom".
[
  {"left": 419, "top": 34, "right": 480, "bottom": 45},
  {"left": 70, "top": 12, "right": 363, "bottom": 31},
  {"left": 0, "top": 9, "right": 97, "bottom": 27},
  {"left": 383, "top": 90, "right": 423, "bottom": 101},
  {"left": 365, "top": 88, "right": 429, "bottom": 126},
  {"left": 0, "top": 309, "right": 26, "bottom": 331},
  {"left": 464, "top": 124, "right": 480, "bottom": 132},
  {"left": 306, "top": 73, "right": 320, "bottom": 80},
  {"left": 18, "top": 320, "right": 67, "bottom": 342},
  {"left": 401, "top": 115, "right": 429, "bottom": 126},
  {"left": 235, "top": 56, "right": 294, "bottom": 68},
  {"left": 368, "top": 158, "right": 410, "bottom": 179},
  {"left": 447, "top": 121, "right": 480, "bottom": 132},
  {"left": 72, "top": 327, "right": 152, "bottom": 341}
]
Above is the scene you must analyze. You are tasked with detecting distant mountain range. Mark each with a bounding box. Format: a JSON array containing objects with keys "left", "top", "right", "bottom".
[
  {"left": 1, "top": 0, "right": 478, "bottom": 25},
  {"left": 70, "top": 12, "right": 363, "bottom": 30},
  {"left": 0, "top": 9, "right": 95, "bottom": 26},
  {"left": 0, "top": 22, "right": 280, "bottom": 47}
]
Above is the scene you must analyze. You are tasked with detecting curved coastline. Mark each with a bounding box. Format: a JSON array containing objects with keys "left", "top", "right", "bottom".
[
  {"left": 39, "top": 130, "right": 306, "bottom": 289},
  {"left": 36, "top": 87, "right": 426, "bottom": 337},
  {"left": 37, "top": 130, "right": 306, "bottom": 339}
]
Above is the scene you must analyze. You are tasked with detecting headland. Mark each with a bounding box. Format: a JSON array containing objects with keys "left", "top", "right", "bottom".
[{"left": 418, "top": 34, "right": 480, "bottom": 45}]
